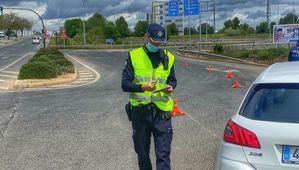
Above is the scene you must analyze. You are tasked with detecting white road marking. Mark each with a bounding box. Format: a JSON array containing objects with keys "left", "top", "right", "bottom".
[
  {"left": 79, "top": 75, "right": 94, "bottom": 78},
  {"left": 0, "top": 71, "right": 18, "bottom": 74},
  {"left": 2, "top": 56, "right": 8, "bottom": 59},
  {"left": 206, "top": 67, "right": 240, "bottom": 73},
  {"left": 79, "top": 77, "right": 94, "bottom": 81},
  {"left": 0, "top": 79, "right": 5, "bottom": 82},
  {"left": 78, "top": 70, "right": 90, "bottom": 73},
  {"left": 71, "top": 80, "right": 91, "bottom": 84},
  {"left": 0, "top": 87, "right": 9, "bottom": 90},
  {"left": 0, "top": 74, "right": 17, "bottom": 78},
  {"left": 79, "top": 72, "right": 93, "bottom": 75},
  {"left": 66, "top": 54, "right": 100, "bottom": 83}
]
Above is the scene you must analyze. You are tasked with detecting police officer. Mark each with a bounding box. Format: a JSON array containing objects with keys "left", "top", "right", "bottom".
[{"left": 122, "top": 23, "right": 177, "bottom": 170}]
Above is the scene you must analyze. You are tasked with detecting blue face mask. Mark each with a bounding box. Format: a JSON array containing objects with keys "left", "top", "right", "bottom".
[{"left": 146, "top": 42, "right": 160, "bottom": 53}]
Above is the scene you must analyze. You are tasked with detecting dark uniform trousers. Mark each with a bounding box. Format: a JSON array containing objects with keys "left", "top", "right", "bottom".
[{"left": 131, "top": 104, "right": 173, "bottom": 170}]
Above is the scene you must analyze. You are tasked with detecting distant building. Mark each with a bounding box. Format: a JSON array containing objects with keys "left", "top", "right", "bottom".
[{"left": 151, "top": 0, "right": 184, "bottom": 36}]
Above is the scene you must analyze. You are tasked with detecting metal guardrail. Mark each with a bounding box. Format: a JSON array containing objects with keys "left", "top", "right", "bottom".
[{"left": 177, "top": 49, "right": 268, "bottom": 67}]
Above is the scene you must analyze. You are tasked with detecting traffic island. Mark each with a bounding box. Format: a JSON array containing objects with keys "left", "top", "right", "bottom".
[
  {"left": 14, "top": 48, "right": 77, "bottom": 89},
  {"left": 14, "top": 71, "right": 77, "bottom": 89}
]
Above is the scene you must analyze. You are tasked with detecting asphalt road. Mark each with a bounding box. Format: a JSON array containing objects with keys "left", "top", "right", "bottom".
[
  {"left": 0, "top": 49, "right": 265, "bottom": 169},
  {"left": 0, "top": 38, "right": 40, "bottom": 90},
  {"left": 0, "top": 38, "right": 39, "bottom": 70}
]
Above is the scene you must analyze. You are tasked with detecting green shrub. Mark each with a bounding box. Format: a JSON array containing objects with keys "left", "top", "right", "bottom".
[
  {"left": 29, "top": 54, "right": 53, "bottom": 63},
  {"left": 18, "top": 48, "right": 75, "bottom": 80},
  {"left": 256, "top": 50, "right": 270, "bottom": 60},
  {"left": 46, "top": 54, "right": 65, "bottom": 61},
  {"left": 53, "top": 59, "right": 75, "bottom": 74},
  {"left": 213, "top": 44, "right": 224, "bottom": 53},
  {"left": 18, "top": 62, "right": 57, "bottom": 80},
  {"left": 33, "top": 48, "right": 64, "bottom": 58},
  {"left": 269, "top": 47, "right": 288, "bottom": 57},
  {"left": 240, "top": 51, "right": 250, "bottom": 59},
  {"left": 224, "top": 28, "right": 241, "bottom": 36}
]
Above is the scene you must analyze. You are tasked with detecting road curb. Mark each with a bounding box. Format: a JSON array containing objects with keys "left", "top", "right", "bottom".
[{"left": 13, "top": 71, "right": 78, "bottom": 89}]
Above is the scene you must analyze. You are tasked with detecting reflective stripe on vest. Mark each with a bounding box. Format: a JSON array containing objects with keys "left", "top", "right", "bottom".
[
  {"left": 129, "top": 47, "right": 175, "bottom": 111},
  {"left": 129, "top": 93, "right": 171, "bottom": 102},
  {"left": 133, "top": 76, "right": 167, "bottom": 85}
]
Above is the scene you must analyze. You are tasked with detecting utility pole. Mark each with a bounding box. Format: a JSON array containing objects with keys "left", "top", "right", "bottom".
[
  {"left": 188, "top": 0, "right": 191, "bottom": 50},
  {"left": 58, "top": 8, "right": 60, "bottom": 30},
  {"left": 0, "top": 6, "right": 3, "bottom": 16},
  {"left": 267, "top": 0, "right": 272, "bottom": 45},
  {"left": 205, "top": 22, "right": 208, "bottom": 42},
  {"left": 199, "top": 0, "right": 202, "bottom": 51},
  {"left": 293, "top": 2, "right": 295, "bottom": 24},
  {"left": 81, "top": 0, "right": 87, "bottom": 46},
  {"left": 213, "top": 0, "right": 215, "bottom": 33},
  {"left": 277, "top": 0, "right": 280, "bottom": 24}
]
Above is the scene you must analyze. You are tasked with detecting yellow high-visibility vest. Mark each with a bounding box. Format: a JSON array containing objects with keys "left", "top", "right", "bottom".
[{"left": 129, "top": 47, "right": 175, "bottom": 111}]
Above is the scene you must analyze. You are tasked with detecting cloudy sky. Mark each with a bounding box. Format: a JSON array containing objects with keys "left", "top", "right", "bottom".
[{"left": 1, "top": 0, "right": 298, "bottom": 32}]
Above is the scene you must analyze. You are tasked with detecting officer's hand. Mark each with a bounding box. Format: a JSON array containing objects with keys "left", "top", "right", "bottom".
[
  {"left": 164, "top": 85, "right": 173, "bottom": 94},
  {"left": 142, "top": 80, "right": 157, "bottom": 92}
]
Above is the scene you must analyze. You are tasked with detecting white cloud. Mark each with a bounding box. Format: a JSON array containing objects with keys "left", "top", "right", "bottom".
[{"left": 2, "top": 0, "right": 299, "bottom": 32}]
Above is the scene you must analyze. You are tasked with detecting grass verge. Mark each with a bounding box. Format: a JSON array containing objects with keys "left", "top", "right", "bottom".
[{"left": 213, "top": 45, "right": 289, "bottom": 64}]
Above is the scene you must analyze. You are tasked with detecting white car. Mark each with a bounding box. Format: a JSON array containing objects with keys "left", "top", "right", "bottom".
[
  {"left": 0, "top": 31, "right": 5, "bottom": 38},
  {"left": 215, "top": 62, "right": 299, "bottom": 170},
  {"left": 32, "top": 37, "right": 41, "bottom": 44}
]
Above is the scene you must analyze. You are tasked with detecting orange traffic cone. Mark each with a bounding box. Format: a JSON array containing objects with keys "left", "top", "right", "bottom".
[
  {"left": 225, "top": 70, "right": 233, "bottom": 78},
  {"left": 232, "top": 79, "right": 242, "bottom": 88},
  {"left": 171, "top": 100, "right": 186, "bottom": 117},
  {"left": 207, "top": 66, "right": 214, "bottom": 73}
]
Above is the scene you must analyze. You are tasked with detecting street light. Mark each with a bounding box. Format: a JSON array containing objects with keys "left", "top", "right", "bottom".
[{"left": 81, "top": 0, "right": 87, "bottom": 46}]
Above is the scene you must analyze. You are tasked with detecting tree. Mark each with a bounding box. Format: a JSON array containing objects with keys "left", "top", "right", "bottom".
[
  {"left": 0, "top": 13, "right": 32, "bottom": 39},
  {"left": 256, "top": 22, "right": 269, "bottom": 34},
  {"left": 64, "top": 18, "right": 83, "bottom": 38},
  {"left": 86, "top": 27, "right": 105, "bottom": 44},
  {"left": 0, "top": 15, "right": 4, "bottom": 30},
  {"left": 134, "top": 20, "right": 148, "bottom": 37},
  {"left": 270, "top": 21, "right": 276, "bottom": 33},
  {"left": 166, "top": 23, "right": 178, "bottom": 36},
  {"left": 86, "top": 13, "right": 106, "bottom": 32},
  {"left": 279, "top": 13, "right": 298, "bottom": 24},
  {"left": 184, "top": 27, "right": 197, "bottom": 35},
  {"left": 115, "top": 16, "right": 130, "bottom": 38},
  {"left": 232, "top": 17, "right": 240, "bottom": 29},
  {"left": 198, "top": 23, "right": 214, "bottom": 34},
  {"left": 240, "top": 23, "right": 249, "bottom": 30},
  {"left": 224, "top": 19, "right": 233, "bottom": 29},
  {"left": 2, "top": 13, "right": 23, "bottom": 39},
  {"left": 104, "top": 21, "right": 119, "bottom": 40},
  {"left": 240, "top": 23, "right": 255, "bottom": 35}
]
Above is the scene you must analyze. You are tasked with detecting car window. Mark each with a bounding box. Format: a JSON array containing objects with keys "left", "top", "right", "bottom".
[{"left": 240, "top": 83, "right": 299, "bottom": 123}]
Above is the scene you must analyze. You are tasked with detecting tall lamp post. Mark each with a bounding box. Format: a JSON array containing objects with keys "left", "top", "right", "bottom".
[{"left": 81, "top": 0, "right": 87, "bottom": 46}]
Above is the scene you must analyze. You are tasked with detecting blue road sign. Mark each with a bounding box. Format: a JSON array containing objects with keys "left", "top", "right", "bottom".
[
  {"left": 168, "top": 0, "right": 179, "bottom": 17},
  {"left": 288, "top": 42, "right": 299, "bottom": 61},
  {"left": 105, "top": 38, "right": 113, "bottom": 44},
  {"left": 184, "top": 0, "right": 199, "bottom": 16}
]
